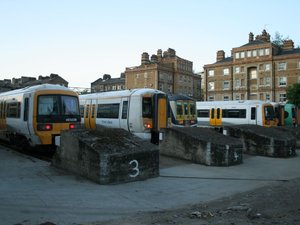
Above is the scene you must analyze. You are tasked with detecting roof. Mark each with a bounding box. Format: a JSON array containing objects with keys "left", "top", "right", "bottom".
[{"left": 240, "top": 40, "right": 267, "bottom": 47}]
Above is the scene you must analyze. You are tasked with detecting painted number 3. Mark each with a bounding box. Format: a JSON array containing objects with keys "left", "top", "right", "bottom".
[{"left": 129, "top": 159, "right": 140, "bottom": 178}]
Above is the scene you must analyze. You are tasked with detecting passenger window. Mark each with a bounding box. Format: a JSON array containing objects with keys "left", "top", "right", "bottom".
[{"left": 122, "top": 101, "right": 128, "bottom": 119}]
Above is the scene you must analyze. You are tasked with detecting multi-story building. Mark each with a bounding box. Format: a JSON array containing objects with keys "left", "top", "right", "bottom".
[
  {"left": 203, "top": 30, "right": 300, "bottom": 102},
  {"left": 91, "top": 73, "right": 125, "bottom": 93},
  {"left": 125, "top": 48, "right": 201, "bottom": 100}
]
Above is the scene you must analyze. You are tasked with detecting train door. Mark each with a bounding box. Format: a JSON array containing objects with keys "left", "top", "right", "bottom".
[
  {"left": 83, "top": 99, "right": 97, "bottom": 129},
  {"left": 157, "top": 96, "right": 167, "bottom": 129},
  {"left": 0, "top": 101, "right": 6, "bottom": 130},
  {"left": 209, "top": 106, "right": 222, "bottom": 126},
  {"left": 119, "top": 97, "right": 129, "bottom": 131}
]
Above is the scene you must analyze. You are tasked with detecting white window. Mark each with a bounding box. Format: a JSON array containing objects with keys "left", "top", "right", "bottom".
[
  {"left": 235, "top": 79, "right": 241, "bottom": 87},
  {"left": 252, "top": 50, "right": 257, "bottom": 57},
  {"left": 223, "top": 96, "right": 229, "bottom": 101},
  {"left": 144, "top": 73, "right": 148, "bottom": 78},
  {"left": 223, "top": 81, "right": 229, "bottom": 89},
  {"left": 250, "top": 70, "right": 257, "bottom": 79},
  {"left": 298, "top": 61, "right": 300, "bottom": 69},
  {"left": 208, "top": 81, "right": 215, "bottom": 91},
  {"left": 279, "top": 77, "right": 287, "bottom": 86},
  {"left": 265, "top": 48, "right": 270, "bottom": 55},
  {"left": 235, "top": 52, "right": 240, "bottom": 59},
  {"left": 208, "top": 96, "right": 215, "bottom": 101},
  {"left": 208, "top": 69, "right": 214, "bottom": 76},
  {"left": 223, "top": 68, "right": 229, "bottom": 75},
  {"left": 136, "top": 74, "right": 140, "bottom": 78},
  {"left": 265, "top": 64, "right": 271, "bottom": 71},
  {"left": 279, "top": 93, "right": 286, "bottom": 102},
  {"left": 240, "top": 52, "right": 245, "bottom": 58},
  {"left": 235, "top": 94, "right": 240, "bottom": 100},
  {"left": 235, "top": 67, "right": 240, "bottom": 73},
  {"left": 265, "top": 77, "right": 271, "bottom": 86},
  {"left": 266, "top": 93, "right": 270, "bottom": 101},
  {"left": 247, "top": 51, "right": 252, "bottom": 57},
  {"left": 278, "top": 62, "right": 287, "bottom": 70},
  {"left": 259, "top": 49, "right": 264, "bottom": 56}
]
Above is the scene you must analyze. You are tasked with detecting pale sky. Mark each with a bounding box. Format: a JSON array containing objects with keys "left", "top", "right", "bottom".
[{"left": 1, "top": 0, "right": 300, "bottom": 88}]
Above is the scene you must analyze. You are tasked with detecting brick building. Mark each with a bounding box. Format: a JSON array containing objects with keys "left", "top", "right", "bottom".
[
  {"left": 125, "top": 48, "right": 201, "bottom": 100},
  {"left": 91, "top": 73, "right": 125, "bottom": 93},
  {"left": 203, "top": 30, "right": 300, "bottom": 102}
]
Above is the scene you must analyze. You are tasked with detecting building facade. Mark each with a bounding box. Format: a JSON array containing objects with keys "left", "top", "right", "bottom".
[
  {"left": 91, "top": 73, "right": 125, "bottom": 93},
  {"left": 203, "top": 30, "right": 300, "bottom": 102},
  {"left": 125, "top": 48, "right": 201, "bottom": 100}
]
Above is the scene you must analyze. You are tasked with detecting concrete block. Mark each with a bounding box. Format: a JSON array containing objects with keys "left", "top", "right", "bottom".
[
  {"left": 159, "top": 127, "right": 243, "bottom": 166},
  {"left": 227, "top": 125, "right": 296, "bottom": 157},
  {"left": 52, "top": 128, "right": 159, "bottom": 184}
]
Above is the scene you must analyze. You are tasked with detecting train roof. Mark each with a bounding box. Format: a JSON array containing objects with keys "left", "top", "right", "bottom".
[
  {"left": 167, "top": 94, "right": 195, "bottom": 101},
  {"left": 196, "top": 100, "right": 273, "bottom": 106},
  {"left": 0, "top": 84, "right": 73, "bottom": 97},
  {"left": 79, "top": 88, "right": 166, "bottom": 99}
]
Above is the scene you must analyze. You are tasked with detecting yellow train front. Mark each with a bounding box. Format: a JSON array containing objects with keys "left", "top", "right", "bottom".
[{"left": 0, "top": 84, "right": 81, "bottom": 148}]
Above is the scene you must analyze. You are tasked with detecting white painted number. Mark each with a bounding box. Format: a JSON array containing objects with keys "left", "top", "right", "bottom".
[{"left": 129, "top": 159, "right": 140, "bottom": 178}]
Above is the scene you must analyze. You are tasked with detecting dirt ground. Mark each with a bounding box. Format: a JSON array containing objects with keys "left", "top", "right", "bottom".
[{"left": 89, "top": 177, "right": 300, "bottom": 225}]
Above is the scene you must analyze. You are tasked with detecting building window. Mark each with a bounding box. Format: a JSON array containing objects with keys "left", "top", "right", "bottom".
[
  {"left": 279, "top": 93, "right": 286, "bottom": 102},
  {"left": 235, "top": 52, "right": 240, "bottom": 59},
  {"left": 208, "top": 70, "right": 214, "bottom": 76},
  {"left": 208, "top": 82, "right": 215, "bottom": 91},
  {"left": 266, "top": 93, "right": 270, "bottom": 101},
  {"left": 278, "top": 62, "right": 287, "bottom": 71},
  {"left": 241, "top": 79, "right": 245, "bottom": 86},
  {"left": 259, "top": 64, "right": 264, "bottom": 71},
  {"left": 298, "top": 61, "right": 300, "bottom": 69},
  {"left": 240, "top": 52, "right": 245, "bottom": 58},
  {"left": 241, "top": 66, "right": 245, "bottom": 73},
  {"left": 259, "top": 77, "right": 264, "bottom": 85},
  {"left": 247, "top": 51, "right": 251, "bottom": 57},
  {"left": 223, "top": 81, "right": 229, "bottom": 89},
  {"left": 235, "top": 94, "right": 240, "bottom": 100},
  {"left": 259, "top": 49, "right": 264, "bottom": 56},
  {"left": 235, "top": 67, "right": 240, "bottom": 73},
  {"left": 279, "top": 77, "right": 287, "bottom": 86},
  {"left": 265, "top": 64, "right": 271, "bottom": 71},
  {"left": 223, "top": 96, "right": 229, "bottom": 101},
  {"left": 241, "top": 94, "right": 245, "bottom": 100},
  {"left": 265, "top": 77, "right": 271, "bottom": 86},
  {"left": 223, "top": 68, "right": 229, "bottom": 75},
  {"left": 208, "top": 96, "right": 215, "bottom": 101},
  {"left": 235, "top": 79, "right": 241, "bottom": 88},
  {"left": 265, "top": 48, "right": 270, "bottom": 55},
  {"left": 250, "top": 69, "right": 257, "bottom": 79},
  {"left": 252, "top": 50, "right": 257, "bottom": 57}
]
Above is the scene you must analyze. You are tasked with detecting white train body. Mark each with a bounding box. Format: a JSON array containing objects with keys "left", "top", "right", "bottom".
[
  {"left": 196, "top": 100, "right": 277, "bottom": 127},
  {"left": 79, "top": 88, "right": 168, "bottom": 144},
  {"left": 0, "top": 84, "right": 81, "bottom": 147}
]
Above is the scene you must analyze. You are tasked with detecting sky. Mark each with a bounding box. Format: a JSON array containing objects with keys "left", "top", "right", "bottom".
[{"left": 1, "top": 0, "right": 300, "bottom": 89}]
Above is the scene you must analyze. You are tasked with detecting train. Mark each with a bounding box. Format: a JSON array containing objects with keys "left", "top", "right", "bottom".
[
  {"left": 271, "top": 102, "right": 298, "bottom": 127},
  {"left": 196, "top": 100, "right": 277, "bottom": 127},
  {"left": 167, "top": 94, "right": 197, "bottom": 127},
  {"left": 79, "top": 88, "right": 168, "bottom": 144},
  {"left": 0, "top": 84, "right": 81, "bottom": 148}
]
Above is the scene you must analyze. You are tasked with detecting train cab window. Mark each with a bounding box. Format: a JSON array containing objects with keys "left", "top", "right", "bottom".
[
  {"left": 176, "top": 101, "right": 183, "bottom": 116},
  {"left": 251, "top": 107, "right": 256, "bottom": 120},
  {"left": 61, "top": 96, "right": 80, "bottom": 115},
  {"left": 122, "top": 101, "right": 128, "bottom": 119},
  {"left": 142, "top": 97, "right": 152, "bottom": 118},
  {"left": 38, "top": 96, "right": 60, "bottom": 115}
]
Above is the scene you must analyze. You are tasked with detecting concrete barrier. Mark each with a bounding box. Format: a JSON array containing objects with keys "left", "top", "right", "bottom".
[
  {"left": 52, "top": 128, "right": 159, "bottom": 184},
  {"left": 159, "top": 127, "right": 243, "bottom": 166},
  {"left": 227, "top": 125, "right": 296, "bottom": 157}
]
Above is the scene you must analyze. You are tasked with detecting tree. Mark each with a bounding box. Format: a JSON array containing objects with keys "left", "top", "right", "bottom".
[
  {"left": 272, "top": 32, "right": 289, "bottom": 53},
  {"left": 286, "top": 83, "right": 300, "bottom": 108}
]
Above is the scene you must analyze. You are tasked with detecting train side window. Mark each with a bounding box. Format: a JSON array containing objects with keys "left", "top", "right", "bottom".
[
  {"left": 24, "top": 98, "right": 29, "bottom": 121},
  {"left": 216, "top": 108, "right": 220, "bottom": 119},
  {"left": 7, "top": 102, "right": 21, "bottom": 118},
  {"left": 122, "top": 101, "right": 128, "bottom": 119},
  {"left": 97, "top": 103, "right": 119, "bottom": 118},
  {"left": 211, "top": 108, "right": 215, "bottom": 119},
  {"left": 190, "top": 102, "right": 196, "bottom": 116},
  {"left": 197, "top": 109, "right": 209, "bottom": 118},
  {"left": 251, "top": 107, "right": 256, "bottom": 120}
]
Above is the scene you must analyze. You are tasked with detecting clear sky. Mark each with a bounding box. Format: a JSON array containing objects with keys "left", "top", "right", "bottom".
[{"left": 1, "top": 0, "right": 300, "bottom": 88}]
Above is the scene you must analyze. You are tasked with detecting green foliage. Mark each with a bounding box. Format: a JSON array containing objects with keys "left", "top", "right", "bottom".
[
  {"left": 272, "top": 32, "right": 289, "bottom": 52},
  {"left": 286, "top": 83, "right": 300, "bottom": 108}
]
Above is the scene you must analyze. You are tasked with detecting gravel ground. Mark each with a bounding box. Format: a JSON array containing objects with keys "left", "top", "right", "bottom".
[{"left": 88, "top": 177, "right": 300, "bottom": 225}]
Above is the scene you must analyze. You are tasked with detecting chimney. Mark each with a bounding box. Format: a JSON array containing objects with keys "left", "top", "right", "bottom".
[
  {"left": 141, "top": 52, "right": 150, "bottom": 65},
  {"left": 282, "top": 40, "right": 294, "bottom": 50},
  {"left": 157, "top": 49, "right": 162, "bottom": 59},
  {"left": 150, "top": 54, "right": 158, "bottom": 63},
  {"left": 249, "top": 32, "right": 254, "bottom": 42},
  {"left": 217, "top": 50, "right": 225, "bottom": 62}
]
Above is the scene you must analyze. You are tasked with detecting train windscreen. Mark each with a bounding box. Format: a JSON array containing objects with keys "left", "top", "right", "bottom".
[{"left": 37, "top": 95, "right": 80, "bottom": 122}]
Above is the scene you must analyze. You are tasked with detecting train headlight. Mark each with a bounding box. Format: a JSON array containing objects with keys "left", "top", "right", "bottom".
[
  {"left": 37, "top": 123, "right": 53, "bottom": 131},
  {"left": 144, "top": 123, "right": 152, "bottom": 129}
]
